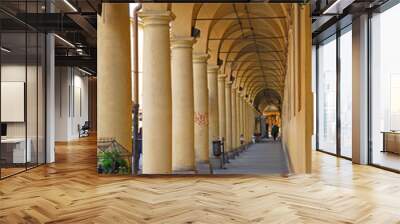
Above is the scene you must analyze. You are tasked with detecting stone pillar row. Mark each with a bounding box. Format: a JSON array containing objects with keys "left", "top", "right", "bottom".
[
  {"left": 100, "top": 6, "right": 258, "bottom": 174},
  {"left": 225, "top": 81, "right": 232, "bottom": 155},
  {"left": 231, "top": 88, "right": 237, "bottom": 151},
  {"left": 235, "top": 90, "right": 241, "bottom": 148}
]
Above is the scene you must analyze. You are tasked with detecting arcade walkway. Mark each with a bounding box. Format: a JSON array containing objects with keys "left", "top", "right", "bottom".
[
  {"left": 214, "top": 140, "right": 289, "bottom": 174},
  {"left": 97, "top": 3, "right": 313, "bottom": 174},
  {"left": 1, "top": 137, "right": 400, "bottom": 223}
]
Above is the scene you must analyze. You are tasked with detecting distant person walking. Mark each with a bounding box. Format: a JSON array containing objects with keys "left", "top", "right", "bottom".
[
  {"left": 271, "top": 124, "right": 279, "bottom": 141},
  {"left": 240, "top": 134, "right": 245, "bottom": 145}
]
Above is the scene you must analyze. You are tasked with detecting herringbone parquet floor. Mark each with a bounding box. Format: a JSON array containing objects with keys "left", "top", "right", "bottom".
[{"left": 1, "top": 136, "right": 400, "bottom": 224}]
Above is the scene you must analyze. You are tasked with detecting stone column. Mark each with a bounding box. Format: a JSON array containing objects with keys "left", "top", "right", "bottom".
[
  {"left": 218, "top": 75, "right": 226, "bottom": 140},
  {"left": 252, "top": 108, "right": 255, "bottom": 139},
  {"left": 231, "top": 87, "right": 237, "bottom": 150},
  {"left": 236, "top": 90, "right": 241, "bottom": 146},
  {"left": 225, "top": 81, "right": 232, "bottom": 155},
  {"left": 247, "top": 102, "right": 252, "bottom": 141},
  {"left": 247, "top": 102, "right": 251, "bottom": 141},
  {"left": 207, "top": 65, "right": 219, "bottom": 156},
  {"left": 98, "top": 3, "right": 132, "bottom": 151},
  {"left": 243, "top": 98, "right": 248, "bottom": 142},
  {"left": 193, "top": 53, "right": 209, "bottom": 163},
  {"left": 139, "top": 10, "right": 174, "bottom": 174},
  {"left": 171, "top": 38, "right": 195, "bottom": 171},
  {"left": 239, "top": 94, "right": 244, "bottom": 139},
  {"left": 243, "top": 101, "right": 247, "bottom": 141},
  {"left": 247, "top": 103, "right": 250, "bottom": 141}
]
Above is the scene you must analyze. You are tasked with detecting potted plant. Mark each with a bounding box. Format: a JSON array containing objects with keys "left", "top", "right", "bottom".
[{"left": 98, "top": 147, "right": 129, "bottom": 175}]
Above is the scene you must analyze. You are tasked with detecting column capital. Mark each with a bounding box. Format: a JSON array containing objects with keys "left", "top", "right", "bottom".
[
  {"left": 231, "top": 87, "right": 237, "bottom": 95},
  {"left": 218, "top": 75, "right": 226, "bottom": 81},
  {"left": 138, "top": 10, "right": 174, "bottom": 26},
  {"left": 193, "top": 53, "right": 209, "bottom": 63},
  {"left": 171, "top": 37, "right": 196, "bottom": 49},
  {"left": 207, "top": 64, "right": 219, "bottom": 73},
  {"left": 225, "top": 81, "right": 233, "bottom": 87}
]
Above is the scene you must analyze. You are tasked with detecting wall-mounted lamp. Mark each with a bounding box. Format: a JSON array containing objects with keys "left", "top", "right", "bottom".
[
  {"left": 217, "top": 58, "right": 223, "bottom": 66},
  {"left": 191, "top": 27, "right": 201, "bottom": 38}
]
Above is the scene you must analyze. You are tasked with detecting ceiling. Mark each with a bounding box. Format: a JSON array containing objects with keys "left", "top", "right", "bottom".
[
  {"left": 186, "top": 3, "right": 290, "bottom": 112},
  {"left": 0, "top": 0, "right": 98, "bottom": 74}
]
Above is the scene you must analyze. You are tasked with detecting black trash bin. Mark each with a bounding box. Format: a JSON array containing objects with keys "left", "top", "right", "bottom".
[{"left": 212, "top": 140, "right": 222, "bottom": 157}]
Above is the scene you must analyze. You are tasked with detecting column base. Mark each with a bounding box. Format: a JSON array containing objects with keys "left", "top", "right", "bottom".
[
  {"left": 227, "top": 151, "right": 236, "bottom": 159},
  {"left": 224, "top": 155, "right": 230, "bottom": 163},
  {"left": 209, "top": 156, "right": 222, "bottom": 170},
  {"left": 173, "top": 170, "right": 197, "bottom": 174},
  {"left": 196, "top": 161, "right": 212, "bottom": 174},
  {"left": 172, "top": 165, "right": 196, "bottom": 174},
  {"left": 234, "top": 148, "right": 241, "bottom": 157}
]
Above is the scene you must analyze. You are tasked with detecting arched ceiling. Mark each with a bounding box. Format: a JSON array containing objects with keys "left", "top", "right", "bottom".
[
  {"left": 253, "top": 88, "right": 281, "bottom": 112},
  {"left": 171, "top": 3, "right": 292, "bottom": 113}
]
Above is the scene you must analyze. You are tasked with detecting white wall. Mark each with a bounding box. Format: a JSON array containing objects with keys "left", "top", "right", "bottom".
[
  {"left": 55, "top": 67, "right": 89, "bottom": 141},
  {"left": 1, "top": 63, "right": 46, "bottom": 164},
  {"left": 1, "top": 65, "right": 41, "bottom": 137}
]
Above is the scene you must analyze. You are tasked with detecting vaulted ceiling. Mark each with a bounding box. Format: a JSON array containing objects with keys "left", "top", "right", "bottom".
[{"left": 171, "top": 3, "right": 291, "bottom": 112}]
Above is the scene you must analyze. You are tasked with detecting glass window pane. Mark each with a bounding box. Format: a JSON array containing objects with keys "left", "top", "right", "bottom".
[
  {"left": 1, "top": 30, "right": 28, "bottom": 177},
  {"left": 371, "top": 3, "right": 400, "bottom": 171},
  {"left": 27, "top": 31, "right": 38, "bottom": 169},
  {"left": 340, "top": 29, "right": 352, "bottom": 158},
  {"left": 318, "top": 36, "right": 337, "bottom": 154},
  {"left": 0, "top": 1, "right": 46, "bottom": 178}
]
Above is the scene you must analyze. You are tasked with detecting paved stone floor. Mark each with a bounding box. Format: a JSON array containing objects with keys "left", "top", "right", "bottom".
[{"left": 214, "top": 139, "right": 289, "bottom": 175}]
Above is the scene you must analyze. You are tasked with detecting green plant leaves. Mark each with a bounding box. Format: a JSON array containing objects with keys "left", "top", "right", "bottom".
[{"left": 98, "top": 146, "right": 130, "bottom": 174}]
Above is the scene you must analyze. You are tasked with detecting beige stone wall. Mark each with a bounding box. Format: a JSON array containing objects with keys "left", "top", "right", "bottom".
[{"left": 281, "top": 5, "right": 313, "bottom": 173}]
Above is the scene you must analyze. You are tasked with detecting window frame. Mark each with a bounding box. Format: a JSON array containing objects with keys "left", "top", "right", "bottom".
[{"left": 315, "top": 24, "right": 353, "bottom": 160}]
